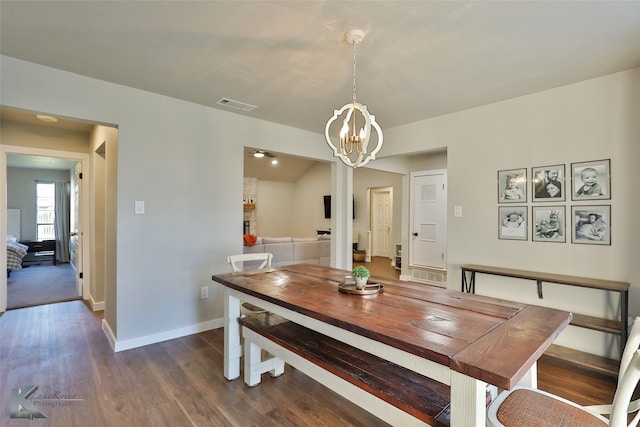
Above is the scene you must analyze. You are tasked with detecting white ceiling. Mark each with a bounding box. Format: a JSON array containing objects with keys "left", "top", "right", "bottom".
[
  {"left": 243, "top": 147, "right": 319, "bottom": 182},
  {"left": 7, "top": 153, "right": 77, "bottom": 171},
  {"left": 1, "top": 1, "right": 639, "bottom": 136}
]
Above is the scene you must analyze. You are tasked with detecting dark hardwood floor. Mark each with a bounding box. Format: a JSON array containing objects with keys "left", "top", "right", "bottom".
[
  {"left": 0, "top": 301, "right": 387, "bottom": 426},
  {"left": 0, "top": 268, "right": 618, "bottom": 426},
  {"left": 353, "top": 256, "right": 400, "bottom": 281}
]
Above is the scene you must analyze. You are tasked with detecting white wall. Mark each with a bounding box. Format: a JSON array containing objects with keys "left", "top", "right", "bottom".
[
  {"left": 384, "top": 68, "right": 640, "bottom": 358},
  {"left": 89, "top": 125, "right": 118, "bottom": 311},
  {"left": 291, "top": 162, "right": 332, "bottom": 237},
  {"left": 7, "top": 167, "right": 71, "bottom": 241},
  {"left": 256, "top": 180, "right": 295, "bottom": 236}
]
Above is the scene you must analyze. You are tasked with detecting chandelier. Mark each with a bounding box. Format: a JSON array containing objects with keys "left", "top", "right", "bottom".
[{"left": 325, "top": 29, "right": 383, "bottom": 168}]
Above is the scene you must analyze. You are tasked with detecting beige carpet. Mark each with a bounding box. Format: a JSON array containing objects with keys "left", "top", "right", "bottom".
[{"left": 7, "top": 263, "right": 79, "bottom": 309}]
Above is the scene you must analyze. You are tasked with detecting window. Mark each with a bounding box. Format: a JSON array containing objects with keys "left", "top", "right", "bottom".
[{"left": 36, "top": 182, "right": 55, "bottom": 240}]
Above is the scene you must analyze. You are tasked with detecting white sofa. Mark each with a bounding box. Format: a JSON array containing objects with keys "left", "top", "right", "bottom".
[{"left": 243, "top": 236, "right": 331, "bottom": 268}]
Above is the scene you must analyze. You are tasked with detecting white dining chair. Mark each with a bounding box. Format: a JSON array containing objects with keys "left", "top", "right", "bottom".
[
  {"left": 226, "top": 252, "right": 273, "bottom": 316},
  {"left": 487, "top": 316, "right": 640, "bottom": 427},
  {"left": 227, "top": 252, "right": 273, "bottom": 272}
]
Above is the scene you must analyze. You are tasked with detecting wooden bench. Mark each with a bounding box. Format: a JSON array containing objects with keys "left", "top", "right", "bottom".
[
  {"left": 240, "top": 312, "right": 451, "bottom": 427},
  {"left": 461, "top": 264, "right": 630, "bottom": 377}
]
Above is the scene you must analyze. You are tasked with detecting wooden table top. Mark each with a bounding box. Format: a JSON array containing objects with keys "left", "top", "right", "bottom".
[{"left": 212, "top": 264, "right": 572, "bottom": 389}]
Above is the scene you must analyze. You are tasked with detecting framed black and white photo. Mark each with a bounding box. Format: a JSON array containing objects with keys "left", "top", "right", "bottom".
[
  {"left": 499, "top": 206, "right": 527, "bottom": 240},
  {"left": 532, "top": 164, "right": 565, "bottom": 202},
  {"left": 498, "top": 168, "right": 527, "bottom": 203},
  {"left": 571, "top": 159, "right": 610, "bottom": 201},
  {"left": 572, "top": 205, "right": 611, "bottom": 245},
  {"left": 532, "top": 206, "right": 566, "bottom": 243}
]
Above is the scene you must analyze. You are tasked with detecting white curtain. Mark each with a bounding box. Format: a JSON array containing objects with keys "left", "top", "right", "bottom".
[{"left": 54, "top": 181, "right": 70, "bottom": 263}]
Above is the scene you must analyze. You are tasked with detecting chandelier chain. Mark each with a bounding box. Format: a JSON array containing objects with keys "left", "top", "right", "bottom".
[{"left": 352, "top": 40, "right": 358, "bottom": 103}]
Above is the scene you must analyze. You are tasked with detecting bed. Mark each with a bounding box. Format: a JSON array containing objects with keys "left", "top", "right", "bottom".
[{"left": 7, "top": 237, "right": 28, "bottom": 276}]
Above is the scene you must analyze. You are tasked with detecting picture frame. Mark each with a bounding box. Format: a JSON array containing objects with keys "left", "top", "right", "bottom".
[
  {"left": 571, "top": 159, "right": 610, "bottom": 201},
  {"left": 571, "top": 205, "right": 611, "bottom": 245},
  {"left": 498, "top": 168, "right": 527, "bottom": 203},
  {"left": 532, "top": 206, "right": 566, "bottom": 243},
  {"left": 499, "top": 206, "right": 527, "bottom": 240},
  {"left": 532, "top": 164, "right": 565, "bottom": 202}
]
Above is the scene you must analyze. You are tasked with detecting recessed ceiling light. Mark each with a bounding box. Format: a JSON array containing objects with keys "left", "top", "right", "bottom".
[
  {"left": 271, "top": 159, "right": 278, "bottom": 165},
  {"left": 253, "top": 151, "right": 265, "bottom": 158},
  {"left": 36, "top": 114, "right": 58, "bottom": 123}
]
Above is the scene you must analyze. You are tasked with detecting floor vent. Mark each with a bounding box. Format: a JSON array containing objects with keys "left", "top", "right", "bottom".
[
  {"left": 216, "top": 98, "right": 257, "bottom": 112},
  {"left": 411, "top": 268, "right": 447, "bottom": 287}
]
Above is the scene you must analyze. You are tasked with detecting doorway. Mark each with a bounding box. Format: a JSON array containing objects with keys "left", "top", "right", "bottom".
[
  {"left": 2, "top": 150, "right": 88, "bottom": 311},
  {"left": 370, "top": 186, "right": 393, "bottom": 258},
  {"left": 2, "top": 107, "right": 116, "bottom": 317},
  {"left": 409, "top": 170, "right": 447, "bottom": 270},
  {"left": 7, "top": 264, "right": 79, "bottom": 309}
]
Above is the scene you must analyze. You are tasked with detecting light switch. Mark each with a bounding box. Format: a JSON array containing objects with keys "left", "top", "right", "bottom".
[
  {"left": 454, "top": 205, "right": 463, "bottom": 218},
  {"left": 135, "top": 200, "right": 145, "bottom": 215}
]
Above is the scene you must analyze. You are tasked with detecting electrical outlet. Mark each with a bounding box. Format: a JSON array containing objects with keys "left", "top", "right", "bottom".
[{"left": 200, "top": 286, "right": 208, "bottom": 299}]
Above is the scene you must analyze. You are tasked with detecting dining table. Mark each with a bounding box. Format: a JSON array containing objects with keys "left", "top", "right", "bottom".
[{"left": 212, "top": 264, "right": 572, "bottom": 427}]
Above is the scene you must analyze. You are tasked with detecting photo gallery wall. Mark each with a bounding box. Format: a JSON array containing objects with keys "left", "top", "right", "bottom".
[{"left": 497, "top": 159, "right": 611, "bottom": 245}]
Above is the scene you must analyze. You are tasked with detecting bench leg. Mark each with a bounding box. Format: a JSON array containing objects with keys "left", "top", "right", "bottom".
[{"left": 243, "top": 333, "right": 285, "bottom": 387}]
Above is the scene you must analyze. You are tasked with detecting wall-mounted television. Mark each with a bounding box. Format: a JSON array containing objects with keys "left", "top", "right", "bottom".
[{"left": 323, "top": 195, "right": 355, "bottom": 219}]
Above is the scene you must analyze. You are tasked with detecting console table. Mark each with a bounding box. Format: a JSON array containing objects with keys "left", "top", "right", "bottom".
[
  {"left": 461, "top": 264, "right": 629, "bottom": 377},
  {"left": 20, "top": 240, "right": 56, "bottom": 266}
]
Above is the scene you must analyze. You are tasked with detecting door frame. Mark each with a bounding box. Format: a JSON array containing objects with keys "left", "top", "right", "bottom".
[
  {"left": 71, "top": 161, "right": 84, "bottom": 296},
  {"left": 0, "top": 145, "right": 91, "bottom": 312}
]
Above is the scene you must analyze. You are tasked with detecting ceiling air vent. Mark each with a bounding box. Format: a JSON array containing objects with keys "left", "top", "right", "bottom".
[{"left": 216, "top": 98, "right": 257, "bottom": 112}]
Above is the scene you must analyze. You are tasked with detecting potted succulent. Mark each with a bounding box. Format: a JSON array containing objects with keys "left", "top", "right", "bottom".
[{"left": 351, "top": 265, "right": 370, "bottom": 290}]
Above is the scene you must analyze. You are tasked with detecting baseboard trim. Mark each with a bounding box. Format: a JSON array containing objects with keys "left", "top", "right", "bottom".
[
  {"left": 102, "top": 319, "right": 117, "bottom": 351},
  {"left": 86, "top": 294, "right": 104, "bottom": 311},
  {"left": 106, "top": 317, "right": 224, "bottom": 353}
]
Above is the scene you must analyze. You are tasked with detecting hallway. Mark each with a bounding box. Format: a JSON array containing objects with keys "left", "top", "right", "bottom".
[{"left": 353, "top": 255, "right": 400, "bottom": 281}]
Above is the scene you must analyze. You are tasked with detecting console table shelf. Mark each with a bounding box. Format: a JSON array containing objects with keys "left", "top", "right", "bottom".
[
  {"left": 570, "top": 313, "right": 623, "bottom": 336},
  {"left": 461, "top": 264, "right": 629, "bottom": 377},
  {"left": 544, "top": 344, "right": 619, "bottom": 377}
]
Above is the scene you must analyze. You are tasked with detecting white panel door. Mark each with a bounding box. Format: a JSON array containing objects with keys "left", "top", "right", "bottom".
[
  {"left": 371, "top": 188, "right": 392, "bottom": 257},
  {"left": 410, "top": 172, "right": 447, "bottom": 269}
]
